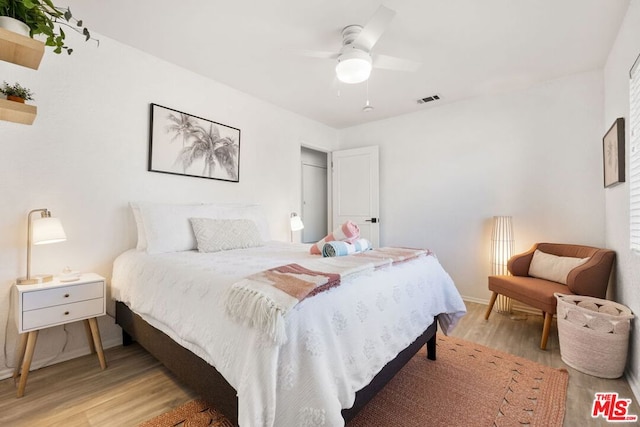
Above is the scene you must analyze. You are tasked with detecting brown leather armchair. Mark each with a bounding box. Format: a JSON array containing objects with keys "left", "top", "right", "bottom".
[{"left": 484, "top": 243, "right": 615, "bottom": 350}]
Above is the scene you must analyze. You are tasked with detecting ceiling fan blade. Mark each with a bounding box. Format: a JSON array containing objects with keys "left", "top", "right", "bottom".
[
  {"left": 373, "top": 53, "right": 421, "bottom": 72},
  {"left": 353, "top": 5, "right": 396, "bottom": 51},
  {"left": 294, "top": 49, "right": 340, "bottom": 60}
]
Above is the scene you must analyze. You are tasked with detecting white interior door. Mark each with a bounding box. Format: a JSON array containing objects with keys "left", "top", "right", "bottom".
[{"left": 332, "top": 146, "right": 380, "bottom": 246}]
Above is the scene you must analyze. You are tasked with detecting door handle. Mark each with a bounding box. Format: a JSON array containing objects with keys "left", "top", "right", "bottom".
[{"left": 365, "top": 218, "right": 379, "bottom": 223}]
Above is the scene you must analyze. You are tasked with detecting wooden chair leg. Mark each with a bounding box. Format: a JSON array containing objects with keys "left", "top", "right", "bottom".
[
  {"left": 540, "top": 312, "right": 553, "bottom": 350},
  {"left": 484, "top": 292, "right": 499, "bottom": 320}
]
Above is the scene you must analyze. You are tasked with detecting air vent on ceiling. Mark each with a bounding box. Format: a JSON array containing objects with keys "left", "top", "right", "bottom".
[{"left": 417, "top": 94, "right": 441, "bottom": 104}]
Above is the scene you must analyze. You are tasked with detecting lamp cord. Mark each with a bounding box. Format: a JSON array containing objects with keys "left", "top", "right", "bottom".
[
  {"left": 2, "top": 294, "right": 12, "bottom": 371},
  {"left": 2, "top": 287, "right": 19, "bottom": 371}
]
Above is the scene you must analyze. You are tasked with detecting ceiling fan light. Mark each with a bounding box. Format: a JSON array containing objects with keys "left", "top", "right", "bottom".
[{"left": 336, "top": 51, "right": 372, "bottom": 84}]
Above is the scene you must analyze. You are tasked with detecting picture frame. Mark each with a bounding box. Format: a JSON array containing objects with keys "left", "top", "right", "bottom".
[
  {"left": 148, "top": 103, "right": 240, "bottom": 182},
  {"left": 603, "top": 117, "right": 625, "bottom": 188}
]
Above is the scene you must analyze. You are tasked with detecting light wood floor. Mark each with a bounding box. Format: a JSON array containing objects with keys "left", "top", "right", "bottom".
[{"left": 1, "top": 302, "right": 638, "bottom": 426}]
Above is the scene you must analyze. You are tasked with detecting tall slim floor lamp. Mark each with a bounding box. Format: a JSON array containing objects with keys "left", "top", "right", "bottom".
[{"left": 491, "top": 216, "right": 514, "bottom": 313}]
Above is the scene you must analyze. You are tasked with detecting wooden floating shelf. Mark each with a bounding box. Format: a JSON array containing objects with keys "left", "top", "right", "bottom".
[
  {"left": 0, "top": 27, "right": 45, "bottom": 70},
  {"left": 0, "top": 98, "right": 37, "bottom": 125}
]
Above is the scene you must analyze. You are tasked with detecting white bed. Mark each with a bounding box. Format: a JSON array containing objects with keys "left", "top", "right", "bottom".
[{"left": 112, "top": 202, "right": 466, "bottom": 426}]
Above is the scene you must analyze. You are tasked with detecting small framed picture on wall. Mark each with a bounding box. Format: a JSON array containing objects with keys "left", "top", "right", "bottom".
[{"left": 603, "top": 117, "right": 625, "bottom": 188}]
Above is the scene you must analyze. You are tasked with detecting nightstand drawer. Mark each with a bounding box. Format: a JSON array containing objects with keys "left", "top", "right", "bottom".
[
  {"left": 22, "top": 281, "right": 104, "bottom": 311},
  {"left": 22, "top": 298, "right": 104, "bottom": 330}
]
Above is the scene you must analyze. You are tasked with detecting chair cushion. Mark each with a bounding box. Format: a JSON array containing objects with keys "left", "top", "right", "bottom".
[
  {"left": 528, "top": 250, "right": 589, "bottom": 284},
  {"left": 488, "top": 275, "right": 574, "bottom": 314}
]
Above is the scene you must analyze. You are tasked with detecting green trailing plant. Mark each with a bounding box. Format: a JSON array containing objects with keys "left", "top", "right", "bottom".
[
  {"left": 0, "top": 0, "right": 98, "bottom": 54},
  {"left": 0, "top": 81, "right": 34, "bottom": 100}
]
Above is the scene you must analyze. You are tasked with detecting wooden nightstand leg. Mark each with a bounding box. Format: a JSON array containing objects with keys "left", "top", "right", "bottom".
[
  {"left": 83, "top": 319, "right": 96, "bottom": 354},
  {"left": 17, "top": 331, "right": 38, "bottom": 398},
  {"left": 87, "top": 318, "right": 107, "bottom": 370},
  {"left": 13, "top": 333, "right": 28, "bottom": 380}
]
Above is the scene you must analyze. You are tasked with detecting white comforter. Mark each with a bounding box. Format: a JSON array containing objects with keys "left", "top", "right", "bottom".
[{"left": 111, "top": 242, "right": 466, "bottom": 427}]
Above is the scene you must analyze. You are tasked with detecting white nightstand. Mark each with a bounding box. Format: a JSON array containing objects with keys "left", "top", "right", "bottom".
[{"left": 13, "top": 273, "right": 107, "bottom": 397}]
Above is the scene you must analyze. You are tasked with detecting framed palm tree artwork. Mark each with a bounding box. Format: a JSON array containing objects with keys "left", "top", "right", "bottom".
[{"left": 148, "top": 104, "right": 240, "bottom": 182}]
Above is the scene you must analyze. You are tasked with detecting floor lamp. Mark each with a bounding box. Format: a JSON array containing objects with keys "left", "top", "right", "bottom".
[{"left": 491, "top": 216, "right": 514, "bottom": 313}]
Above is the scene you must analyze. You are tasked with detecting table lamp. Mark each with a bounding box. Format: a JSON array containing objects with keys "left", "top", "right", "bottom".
[
  {"left": 18, "top": 208, "right": 67, "bottom": 285},
  {"left": 290, "top": 212, "right": 304, "bottom": 242}
]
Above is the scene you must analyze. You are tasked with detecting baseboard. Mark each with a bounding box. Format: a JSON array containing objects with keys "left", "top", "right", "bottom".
[
  {"left": 509, "top": 302, "right": 541, "bottom": 315},
  {"left": 460, "top": 295, "right": 487, "bottom": 305},
  {"left": 461, "top": 295, "right": 541, "bottom": 316},
  {"left": 627, "top": 370, "right": 640, "bottom": 401},
  {"left": 0, "top": 336, "right": 122, "bottom": 381},
  {"left": 0, "top": 367, "right": 12, "bottom": 381}
]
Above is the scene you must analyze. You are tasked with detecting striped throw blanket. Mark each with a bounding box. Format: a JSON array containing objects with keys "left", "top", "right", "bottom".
[
  {"left": 225, "top": 247, "right": 431, "bottom": 343},
  {"left": 310, "top": 220, "right": 360, "bottom": 254}
]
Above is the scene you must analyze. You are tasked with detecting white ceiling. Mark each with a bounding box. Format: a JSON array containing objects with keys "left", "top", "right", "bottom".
[{"left": 64, "top": 0, "right": 629, "bottom": 129}]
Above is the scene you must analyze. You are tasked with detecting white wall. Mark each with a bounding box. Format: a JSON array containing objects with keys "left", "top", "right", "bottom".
[
  {"left": 0, "top": 34, "right": 337, "bottom": 378},
  {"left": 338, "top": 70, "right": 605, "bottom": 303},
  {"left": 604, "top": 0, "right": 640, "bottom": 401}
]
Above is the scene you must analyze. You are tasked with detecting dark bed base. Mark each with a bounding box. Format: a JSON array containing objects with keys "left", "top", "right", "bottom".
[{"left": 115, "top": 301, "right": 437, "bottom": 425}]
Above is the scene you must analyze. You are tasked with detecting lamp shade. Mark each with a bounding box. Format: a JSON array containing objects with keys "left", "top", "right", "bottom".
[
  {"left": 32, "top": 216, "right": 66, "bottom": 245},
  {"left": 490, "top": 216, "right": 514, "bottom": 275},
  {"left": 290, "top": 214, "right": 304, "bottom": 232},
  {"left": 336, "top": 50, "right": 372, "bottom": 84},
  {"left": 491, "top": 216, "right": 514, "bottom": 314}
]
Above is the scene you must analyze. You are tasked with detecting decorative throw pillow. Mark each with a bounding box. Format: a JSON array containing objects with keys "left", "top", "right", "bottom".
[
  {"left": 528, "top": 249, "right": 589, "bottom": 284},
  {"left": 190, "top": 218, "right": 264, "bottom": 253}
]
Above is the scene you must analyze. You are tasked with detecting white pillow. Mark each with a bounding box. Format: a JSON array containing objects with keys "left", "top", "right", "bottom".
[
  {"left": 190, "top": 218, "right": 264, "bottom": 252},
  {"left": 137, "top": 202, "right": 208, "bottom": 254},
  {"left": 132, "top": 201, "right": 271, "bottom": 254},
  {"left": 130, "top": 202, "right": 147, "bottom": 251},
  {"left": 528, "top": 249, "right": 589, "bottom": 284}
]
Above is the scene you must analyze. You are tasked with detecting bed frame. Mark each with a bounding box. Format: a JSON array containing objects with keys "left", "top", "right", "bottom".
[{"left": 115, "top": 301, "right": 437, "bottom": 425}]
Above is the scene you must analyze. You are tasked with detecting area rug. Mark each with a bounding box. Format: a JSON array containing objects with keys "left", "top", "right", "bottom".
[{"left": 140, "top": 334, "right": 568, "bottom": 427}]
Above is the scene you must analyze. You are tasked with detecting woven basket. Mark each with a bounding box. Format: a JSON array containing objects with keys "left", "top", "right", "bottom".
[{"left": 555, "top": 293, "right": 634, "bottom": 378}]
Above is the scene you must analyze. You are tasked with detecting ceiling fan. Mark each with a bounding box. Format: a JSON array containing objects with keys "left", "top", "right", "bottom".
[{"left": 299, "top": 5, "right": 421, "bottom": 84}]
